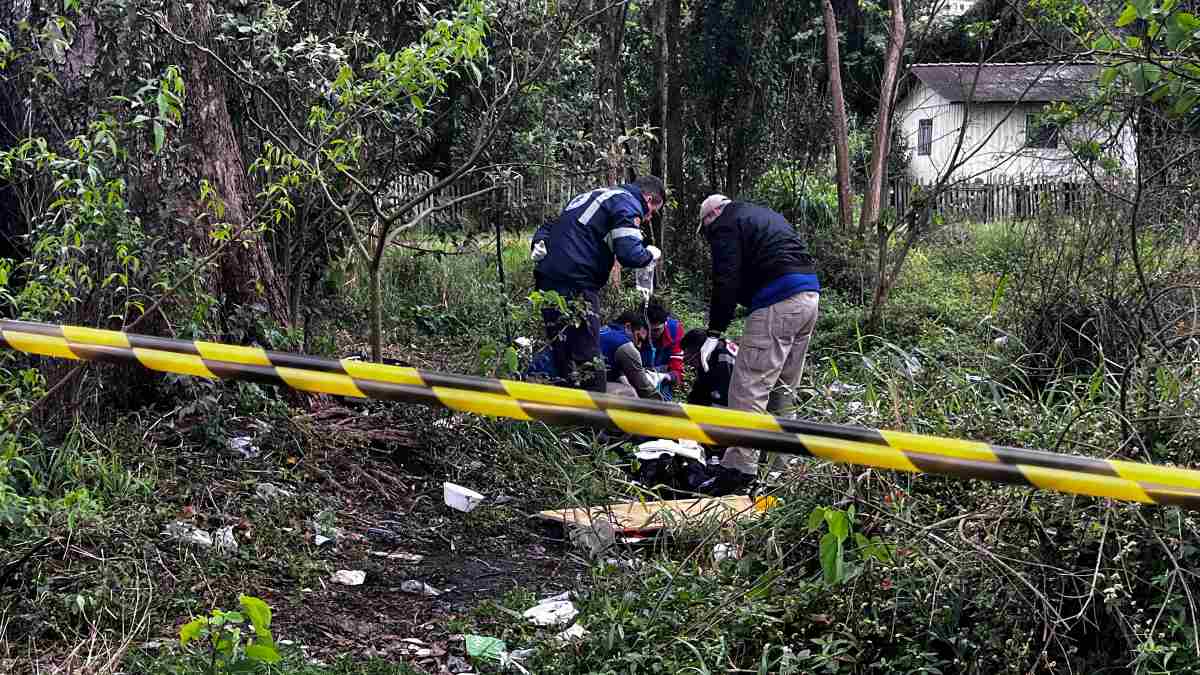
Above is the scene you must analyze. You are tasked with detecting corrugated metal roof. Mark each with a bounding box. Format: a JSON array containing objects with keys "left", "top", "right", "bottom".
[{"left": 910, "top": 62, "right": 1099, "bottom": 103}]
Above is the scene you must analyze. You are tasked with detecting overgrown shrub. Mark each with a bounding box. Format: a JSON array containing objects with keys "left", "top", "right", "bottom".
[{"left": 748, "top": 161, "right": 839, "bottom": 231}]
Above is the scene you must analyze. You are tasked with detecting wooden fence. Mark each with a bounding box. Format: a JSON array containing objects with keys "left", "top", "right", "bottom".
[
  {"left": 385, "top": 168, "right": 612, "bottom": 234},
  {"left": 888, "top": 177, "right": 1120, "bottom": 223}
]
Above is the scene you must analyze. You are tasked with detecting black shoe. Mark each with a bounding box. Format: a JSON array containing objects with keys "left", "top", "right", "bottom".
[{"left": 696, "top": 467, "right": 755, "bottom": 497}]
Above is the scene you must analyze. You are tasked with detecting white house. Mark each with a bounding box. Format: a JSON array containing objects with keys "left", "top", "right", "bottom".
[{"left": 894, "top": 62, "right": 1135, "bottom": 184}]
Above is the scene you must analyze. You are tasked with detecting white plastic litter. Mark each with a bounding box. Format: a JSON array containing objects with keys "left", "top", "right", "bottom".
[
  {"left": 331, "top": 570, "right": 365, "bottom": 586},
  {"left": 555, "top": 623, "right": 589, "bottom": 642},
  {"left": 634, "top": 438, "right": 704, "bottom": 464},
  {"left": 370, "top": 551, "right": 425, "bottom": 563},
  {"left": 713, "top": 543, "right": 741, "bottom": 563},
  {"left": 514, "top": 336, "right": 532, "bottom": 349},
  {"left": 523, "top": 599, "right": 579, "bottom": 627},
  {"left": 509, "top": 648, "right": 537, "bottom": 661},
  {"left": 444, "top": 482, "right": 486, "bottom": 512},
  {"left": 828, "top": 381, "right": 865, "bottom": 397},
  {"left": 163, "top": 521, "right": 213, "bottom": 548},
  {"left": 401, "top": 579, "right": 441, "bottom": 596},
  {"left": 255, "top": 483, "right": 294, "bottom": 501},
  {"left": 228, "top": 436, "right": 258, "bottom": 459},
  {"left": 214, "top": 525, "right": 238, "bottom": 553}
]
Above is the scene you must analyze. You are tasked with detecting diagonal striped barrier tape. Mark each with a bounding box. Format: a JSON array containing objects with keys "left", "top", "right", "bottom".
[{"left": 3, "top": 319, "right": 1200, "bottom": 510}]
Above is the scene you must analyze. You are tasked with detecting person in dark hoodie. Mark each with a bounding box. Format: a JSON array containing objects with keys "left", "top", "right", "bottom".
[
  {"left": 681, "top": 328, "right": 737, "bottom": 407},
  {"left": 530, "top": 176, "right": 665, "bottom": 391},
  {"left": 694, "top": 194, "right": 820, "bottom": 495}
]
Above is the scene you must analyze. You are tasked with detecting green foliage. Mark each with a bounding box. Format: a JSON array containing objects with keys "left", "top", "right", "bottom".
[
  {"left": 1094, "top": 0, "right": 1200, "bottom": 115},
  {"left": 748, "top": 162, "right": 838, "bottom": 231},
  {"left": 179, "top": 595, "right": 281, "bottom": 674}
]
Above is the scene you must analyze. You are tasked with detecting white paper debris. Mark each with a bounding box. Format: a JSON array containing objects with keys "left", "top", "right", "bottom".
[
  {"left": 523, "top": 599, "right": 578, "bottom": 627},
  {"left": 163, "top": 521, "right": 212, "bottom": 547},
  {"left": 555, "top": 623, "right": 589, "bottom": 642},
  {"left": 331, "top": 570, "right": 365, "bottom": 586},
  {"left": 401, "top": 579, "right": 441, "bottom": 596},
  {"left": 215, "top": 525, "right": 238, "bottom": 553}
]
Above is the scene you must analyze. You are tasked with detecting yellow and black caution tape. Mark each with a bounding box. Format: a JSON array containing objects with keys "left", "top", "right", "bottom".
[{"left": 3, "top": 319, "right": 1200, "bottom": 510}]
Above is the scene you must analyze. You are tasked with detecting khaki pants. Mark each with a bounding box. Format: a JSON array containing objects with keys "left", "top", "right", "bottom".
[{"left": 721, "top": 291, "right": 819, "bottom": 475}]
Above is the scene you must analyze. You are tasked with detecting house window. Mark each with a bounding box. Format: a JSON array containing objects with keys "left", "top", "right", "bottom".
[
  {"left": 918, "top": 119, "right": 933, "bottom": 156},
  {"left": 1026, "top": 113, "right": 1059, "bottom": 149}
]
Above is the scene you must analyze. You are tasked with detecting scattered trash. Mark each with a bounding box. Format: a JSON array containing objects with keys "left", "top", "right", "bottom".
[
  {"left": 846, "top": 401, "right": 865, "bottom": 413},
  {"left": 228, "top": 436, "right": 259, "bottom": 459},
  {"left": 568, "top": 519, "right": 616, "bottom": 558},
  {"left": 828, "top": 381, "right": 865, "bottom": 397},
  {"left": 712, "top": 543, "right": 741, "bottom": 563},
  {"left": 255, "top": 483, "right": 294, "bottom": 501},
  {"left": 331, "top": 570, "right": 365, "bottom": 586},
  {"left": 370, "top": 551, "right": 425, "bottom": 563},
  {"left": 214, "top": 525, "right": 238, "bottom": 553},
  {"left": 514, "top": 336, "right": 532, "bottom": 349},
  {"left": 555, "top": 623, "right": 589, "bottom": 642},
  {"left": 163, "top": 521, "right": 213, "bottom": 548},
  {"left": 602, "top": 557, "right": 641, "bottom": 570},
  {"left": 444, "top": 482, "right": 486, "bottom": 512},
  {"left": 401, "top": 579, "right": 441, "bottom": 596},
  {"left": 464, "top": 634, "right": 506, "bottom": 662},
  {"left": 446, "top": 654, "right": 473, "bottom": 673},
  {"left": 509, "top": 648, "right": 537, "bottom": 661},
  {"left": 141, "top": 640, "right": 166, "bottom": 651},
  {"left": 523, "top": 597, "right": 579, "bottom": 627},
  {"left": 312, "top": 511, "right": 340, "bottom": 546},
  {"left": 634, "top": 438, "right": 705, "bottom": 464},
  {"left": 993, "top": 335, "right": 1009, "bottom": 348}
]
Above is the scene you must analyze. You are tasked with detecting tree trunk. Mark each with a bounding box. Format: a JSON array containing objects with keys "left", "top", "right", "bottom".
[
  {"left": 650, "top": 0, "right": 667, "bottom": 183},
  {"left": 724, "top": 5, "right": 772, "bottom": 195},
  {"left": 369, "top": 264, "right": 382, "bottom": 362},
  {"left": 665, "top": 0, "right": 683, "bottom": 179},
  {"left": 182, "top": 0, "right": 288, "bottom": 326},
  {"left": 823, "top": 0, "right": 854, "bottom": 231},
  {"left": 857, "top": 0, "right": 906, "bottom": 237}
]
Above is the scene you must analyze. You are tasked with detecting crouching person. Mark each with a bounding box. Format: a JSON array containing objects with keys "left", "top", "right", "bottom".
[
  {"left": 681, "top": 329, "right": 737, "bottom": 407},
  {"left": 599, "top": 311, "right": 668, "bottom": 399},
  {"left": 642, "top": 299, "right": 685, "bottom": 400}
]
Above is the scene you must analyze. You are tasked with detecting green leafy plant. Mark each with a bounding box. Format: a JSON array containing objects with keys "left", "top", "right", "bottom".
[
  {"left": 179, "top": 595, "right": 282, "bottom": 674},
  {"left": 807, "top": 505, "right": 891, "bottom": 585}
]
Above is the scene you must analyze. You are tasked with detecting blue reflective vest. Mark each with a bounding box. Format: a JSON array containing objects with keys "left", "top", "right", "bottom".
[{"left": 533, "top": 184, "right": 655, "bottom": 294}]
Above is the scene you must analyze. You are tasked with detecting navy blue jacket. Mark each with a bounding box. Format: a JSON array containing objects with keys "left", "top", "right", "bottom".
[{"left": 533, "top": 184, "right": 655, "bottom": 293}]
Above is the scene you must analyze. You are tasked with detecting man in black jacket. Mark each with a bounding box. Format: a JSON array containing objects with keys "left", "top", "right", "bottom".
[
  {"left": 681, "top": 328, "right": 737, "bottom": 407},
  {"left": 695, "top": 194, "right": 820, "bottom": 495}
]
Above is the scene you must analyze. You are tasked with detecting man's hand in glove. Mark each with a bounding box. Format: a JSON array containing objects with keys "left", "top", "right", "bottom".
[
  {"left": 531, "top": 240, "right": 548, "bottom": 261},
  {"left": 699, "top": 332, "right": 721, "bottom": 372},
  {"left": 646, "top": 370, "right": 669, "bottom": 387}
]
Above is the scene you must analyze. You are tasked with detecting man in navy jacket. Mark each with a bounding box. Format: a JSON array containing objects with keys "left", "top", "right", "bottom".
[
  {"left": 530, "top": 176, "right": 665, "bottom": 391},
  {"left": 695, "top": 194, "right": 820, "bottom": 495}
]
